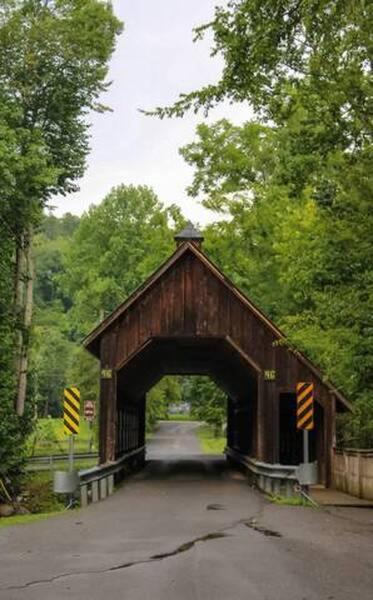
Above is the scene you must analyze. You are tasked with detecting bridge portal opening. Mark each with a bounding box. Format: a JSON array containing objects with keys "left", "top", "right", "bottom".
[
  {"left": 144, "top": 375, "right": 227, "bottom": 457},
  {"left": 115, "top": 337, "right": 259, "bottom": 462}
]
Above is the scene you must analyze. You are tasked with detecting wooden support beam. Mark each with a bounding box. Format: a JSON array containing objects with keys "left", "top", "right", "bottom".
[
  {"left": 272, "top": 386, "right": 280, "bottom": 464},
  {"left": 99, "top": 331, "right": 117, "bottom": 464},
  {"left": 256, "top": 374, "right": 265, "bottom": 461}
]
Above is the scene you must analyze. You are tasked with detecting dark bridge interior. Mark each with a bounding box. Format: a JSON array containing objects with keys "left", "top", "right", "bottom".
[{"left": 115, "top": 336, "right": 258, "bottom": 460}]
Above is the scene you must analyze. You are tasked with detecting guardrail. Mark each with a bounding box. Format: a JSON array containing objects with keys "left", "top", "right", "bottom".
[
  {"left": 26, "top": 452, "right": 98, "bottom": 471},
  {"left": 226, "top": 447, "right": 299, "bottom": 496},
  {"left": 78, "top": 446, "right": 146, "bottom": 507},
  {"left": 28, "top": 452, "right": 98, "bottom": 463}
]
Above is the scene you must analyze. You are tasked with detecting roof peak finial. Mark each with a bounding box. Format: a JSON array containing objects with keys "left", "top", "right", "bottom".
[{"left": 174, "top": 221, "right": 204, "bottom": 248}]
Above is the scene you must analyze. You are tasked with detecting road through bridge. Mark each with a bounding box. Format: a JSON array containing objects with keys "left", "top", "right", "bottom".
[{"left": 0, "top": 421, "right": 372, "bottom": 600}]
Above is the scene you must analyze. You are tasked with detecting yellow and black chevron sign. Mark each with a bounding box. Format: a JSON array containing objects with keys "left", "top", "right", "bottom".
[
  {"left": 63, "top": 387, "right": 80, "bottom": 435},
  {"left": 296, "top": 382, "right": 314, "bottom": 430}
]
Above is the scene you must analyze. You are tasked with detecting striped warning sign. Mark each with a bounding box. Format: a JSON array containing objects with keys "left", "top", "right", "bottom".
[
  {"left": 63, "top": 387, "right": 80, "bottom": 435},
  {"left": 296, "top": 382, "right": 314, "bottom": 430}
]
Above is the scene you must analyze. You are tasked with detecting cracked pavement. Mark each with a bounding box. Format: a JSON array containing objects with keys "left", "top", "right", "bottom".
[{"left": 0, "top": 420, "right": 372, "bottom": 600}]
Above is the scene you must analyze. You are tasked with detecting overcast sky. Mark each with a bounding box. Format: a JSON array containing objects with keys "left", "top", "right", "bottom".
[{"left": 53, "top": 1, "right": 249, "bottom": 224}]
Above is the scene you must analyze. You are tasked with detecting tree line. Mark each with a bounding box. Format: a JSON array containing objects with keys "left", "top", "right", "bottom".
[
  {"left": 1, "top": 1, "right": 372, "bottom": 484},
  {"left": 0, "top": 0, "right": 122, "bottom": 481}
]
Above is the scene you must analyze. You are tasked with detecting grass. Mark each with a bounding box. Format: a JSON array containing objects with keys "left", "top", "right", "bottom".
[
  {"left": 166, "top": 413, "right": 196, "bottom": 422},
  {"left": 197, "top": 425, "right": 225, "bottom": 454},
  {"left": 19, "top": 471, "right": 66, "bottom": 513},
  {"left": 0, "top": 419, "right": 98, "bottom": 525},
  {"left": 27, "top": 418, "right": 97, "bottom": 456},
  {"left": 269, "top": 494, "right": 313, "bottom": 507},
  {"left": 0, "top": 511, "right": 64, "bottom": 528},
  {"left": 17, "top": 458, "right": 97, "bottom": 518}
]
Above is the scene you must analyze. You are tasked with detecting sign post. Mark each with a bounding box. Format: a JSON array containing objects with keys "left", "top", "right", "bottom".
[
  {"left": 303, "top": 428, "right": 309, "bottom": 465},
  {"left": 63, "top": 386, "right": 81, "bottom": 506},
  {"left": 68, "top": 435, "right": 74, "bottom": 472},
  {"left": 295, "top": 382, "right": 318, "bottom": 495},
  {"left": 296, "top": 382, "right": 314, "bottom": 463},
  {"left": 84, "top": 400, "right": 95, "bottom": 422},
  {"left": 84, "top": 400, "right": 96, "bottom": 452}
]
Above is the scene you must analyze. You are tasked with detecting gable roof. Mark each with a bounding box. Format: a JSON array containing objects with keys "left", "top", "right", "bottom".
[{"left": 83, "top": 241, "right": 351, "bottom": 411}]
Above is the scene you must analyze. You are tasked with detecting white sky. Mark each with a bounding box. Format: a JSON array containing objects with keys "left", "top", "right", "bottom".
[{"left": 53, "top": 0, "right": 249, "bottom": 224}]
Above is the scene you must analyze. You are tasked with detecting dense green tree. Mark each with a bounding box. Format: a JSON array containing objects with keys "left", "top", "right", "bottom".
[
  {"left": 29, "top": 188, "right": 184, "bottom": 429},
  {"left": 0, "top": 233, "right": 33, "bottom": 483},
  {"left": 146, "top": 377, "right": 182, "bottom": 432},
  {"left": 31, "top": 325, "right": 72, "bottom": 417},
  {"left": 181, "top": 120, "right": 372, "bottom": 445},
  {"left": 28, "top": 213, "right": 80, "bottom": 417},
  {"left": 62, "top": 185, "right": 184, "bottom": 335},
  {"left": 182, "top": 377, "right": 227, "bottom": 436},
  {"left": 151, "top": 0, "right": 370, "bottom": 145},
  {"left": 155, "top": 1, "right": 372, "bottom": 446},
  {"left": 0, "top": 0, "right": 122, "bottom": 417},
  {"left": 0, "top": 0, "right": 121, "bottom": 483}
]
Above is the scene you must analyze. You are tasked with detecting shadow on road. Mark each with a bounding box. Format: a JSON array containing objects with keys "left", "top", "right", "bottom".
[{"left": 135, "top": 455, "right": 246, "bottom": 482}]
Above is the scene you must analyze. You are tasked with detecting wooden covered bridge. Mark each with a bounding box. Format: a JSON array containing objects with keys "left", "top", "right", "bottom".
[{"left": 84, "top": 223, "right": 350, "bottom": 489}]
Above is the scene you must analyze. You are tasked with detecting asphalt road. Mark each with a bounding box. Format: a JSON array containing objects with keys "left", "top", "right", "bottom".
[{"left": 0, "top": 421, "right": 372, "bottom": 600}]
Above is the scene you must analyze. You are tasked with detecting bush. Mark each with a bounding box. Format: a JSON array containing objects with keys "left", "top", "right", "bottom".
[{"left": 21, "top": 473, "right": 64, "bottom": 514}]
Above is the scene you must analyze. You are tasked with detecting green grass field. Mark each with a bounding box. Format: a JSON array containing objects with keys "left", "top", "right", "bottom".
[
  {"left": 166, "top": 413, "right": 195, "bottom": 422},
  {"left": 27, "top": 418, "right": 97, "bottom": 456},
  {"left": 0, "top": 511, "right": 66, "bottom": 528},
  {"left": 196, "top": 425, "right": 226, "bottom": 454}
]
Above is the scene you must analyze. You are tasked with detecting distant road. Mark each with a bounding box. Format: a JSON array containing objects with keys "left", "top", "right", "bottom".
[
  {"left": 1, "top": 421, "right": 372, "bottom": 600},
  {"left": 147, "top": 420, "right": 202, "bottom": 457}
]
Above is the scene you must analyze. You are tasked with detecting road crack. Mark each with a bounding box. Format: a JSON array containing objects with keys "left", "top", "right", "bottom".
[
  {"left": 0, "top": 518, "right": 249, "bottom": 591},
  {"left": 243, "top": 518, "right": 282, "bottom": 538},
  {"left": 1, "top": 510, "right": 277, "bottom": 592}
]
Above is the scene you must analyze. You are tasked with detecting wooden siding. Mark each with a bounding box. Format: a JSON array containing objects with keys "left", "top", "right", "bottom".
[
  {"left": 103, "top": 250, "right": 335, "bottom": 409},
  {"left": 87, "top": 244, "right": 342, "bottom": 482}
]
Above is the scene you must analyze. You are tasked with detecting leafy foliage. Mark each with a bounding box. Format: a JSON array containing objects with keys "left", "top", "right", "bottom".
[
  {"left": 172, "top": 1, "right": 372, "bottom": 446},
  {"left": 62, "top": 185, "right": 184, "bottom": 335},
  {"left": 21, "top": 472, "right": 64, "bottom": 514},
  {"left": 0, "top": 0, "right": 121, "bottom": 479},
  {"left": 182, "top": 377, "right": 227, "bottom": 436},
  {"left": 146, "top": 377, "right": 182, "bottom": 432},
  {"left": 29, "top": 187, "right": 184, "bottom": 431},
  {"left": 0, "top": 233, "right": 33, "bottom": 481}
]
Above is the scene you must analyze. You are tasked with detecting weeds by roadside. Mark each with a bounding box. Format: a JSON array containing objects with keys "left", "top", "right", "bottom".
[{"left": 197, "top": 425, "right": 225, "bottom": 454}]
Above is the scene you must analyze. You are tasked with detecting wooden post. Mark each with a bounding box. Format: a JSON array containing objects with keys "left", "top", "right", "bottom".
[
  {"left": 316, "top": 402, "right": 326, "bottom": 484},
  {"left": 99, "top": 331, "right": 117, "bottom": 464},
  {"left": 139, "top": 396, "right": 146, "bottom": 448},
  {"left": 256, "top": 374, "right": 265, "bottom": 461},
  {"left": 15, "top": 225, "right": 34, "bottom": 416},
  {"left": 272, "top": 386, "right": 280, "bottom": 464},
  {"left": 324, "top": 400, "right": 333, "bottom": 488}
]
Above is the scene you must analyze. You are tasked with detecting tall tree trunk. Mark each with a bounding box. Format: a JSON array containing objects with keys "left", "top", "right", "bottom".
[
  {"left": 15, "top": 225, "right": 34, "bottom": 416},
  {"left": 14, "top": 232, "right": 25, "bottom": 401}
]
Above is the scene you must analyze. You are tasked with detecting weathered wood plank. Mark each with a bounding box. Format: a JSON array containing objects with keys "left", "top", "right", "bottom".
[{"left": 90, "top": 243, "right": 343, "bottom": 485}]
